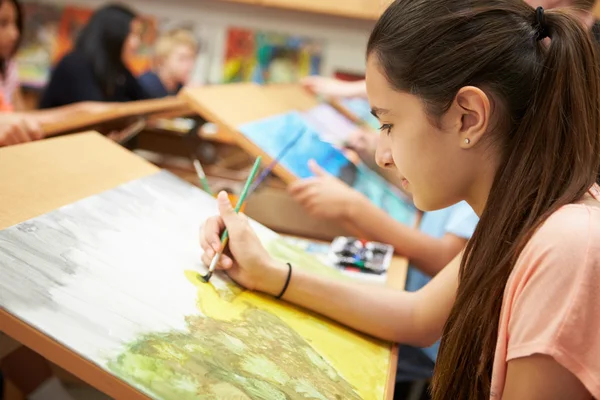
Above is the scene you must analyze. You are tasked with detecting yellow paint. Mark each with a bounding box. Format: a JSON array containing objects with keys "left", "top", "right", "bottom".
[{"left": 184, "top": 271, "right": 391, "bottom": 400}]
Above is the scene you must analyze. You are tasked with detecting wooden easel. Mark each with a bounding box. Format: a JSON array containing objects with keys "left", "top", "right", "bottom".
[{"left": 40, "top": 97, "right": 192, "bottom": 138}]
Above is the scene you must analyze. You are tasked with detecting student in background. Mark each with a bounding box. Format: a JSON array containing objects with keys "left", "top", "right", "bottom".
[
  {"left": 202, "top": 1, "right": 600, "bottom": 398},
  {"left": 40, "top": 4, "right": 149, "bottom": 109},
  {"left": 138, "top": 29, "right": 198, "bottom": 98}
]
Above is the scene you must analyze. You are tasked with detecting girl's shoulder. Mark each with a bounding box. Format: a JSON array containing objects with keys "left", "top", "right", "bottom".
[{"left": 515, "top": 192, "right": 600, "bottom": 279}]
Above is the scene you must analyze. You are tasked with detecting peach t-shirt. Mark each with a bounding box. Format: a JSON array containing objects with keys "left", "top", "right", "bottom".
[{"left": 490, "top": 185, "right": 600, "bottom": 399}]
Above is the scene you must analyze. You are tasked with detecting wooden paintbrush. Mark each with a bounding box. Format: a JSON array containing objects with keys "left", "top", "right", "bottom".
[
  {"left": 191, "top": 156, "right": 213, "bottom": 195},
  {"left": 201, "top": 156, "right": 262, "bottom": 283}
]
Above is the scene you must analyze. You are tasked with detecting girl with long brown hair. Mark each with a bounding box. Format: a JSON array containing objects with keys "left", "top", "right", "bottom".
[{"left": 200, "top": 0, "right": 600, "bottom": 398}]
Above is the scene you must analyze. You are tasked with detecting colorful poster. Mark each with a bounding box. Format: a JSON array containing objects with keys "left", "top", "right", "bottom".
[
  {"left": 223, "top": 27, "right": 256, "bottom": 83},
  {"left": 15, "top": 2, "right": 63, "bottom": 88},
  {"left": 53, "top": 6, "right": 92, "bottom": 64},
  {"left": 223, "top": 27, "right": 322, "bottom": 84}
]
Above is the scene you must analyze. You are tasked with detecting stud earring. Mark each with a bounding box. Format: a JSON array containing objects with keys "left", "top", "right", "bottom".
[{"left": 464, "top": 138, "right": 471, "bottom": 145}]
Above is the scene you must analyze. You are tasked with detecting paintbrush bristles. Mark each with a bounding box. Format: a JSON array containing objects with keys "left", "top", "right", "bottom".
[{"left": 201, "top": 271, "right": 212, "bottom": 283}]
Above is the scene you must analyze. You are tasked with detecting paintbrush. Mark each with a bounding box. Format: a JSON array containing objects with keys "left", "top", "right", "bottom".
[
  {"left": 191, "top": 156, "right": 213, "bottom": 195},
  {"left": 201, "top": 156, "right": 262, "bottom": 283},
  {"left": 248, "top": 126, "right": 306, "bottom": 194}
]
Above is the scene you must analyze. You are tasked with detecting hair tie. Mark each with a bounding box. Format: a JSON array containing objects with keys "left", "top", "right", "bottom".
[{"left": 535, "top": 6, "right": 550, "bottom": 41}]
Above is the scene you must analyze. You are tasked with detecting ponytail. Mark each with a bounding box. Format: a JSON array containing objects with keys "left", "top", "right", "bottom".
[{"left": 433, "top": 7, "right": 600, "bottom": 399}]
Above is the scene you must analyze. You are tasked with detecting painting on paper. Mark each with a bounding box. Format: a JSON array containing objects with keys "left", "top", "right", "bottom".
[
  {"left": 223, "top": 27, "right": 256, "bottom": 83},
  {"left": 0, "top": 171, "right": 392, "bottom": 400},
  {"left": 15, "top": 2, "right": 63, "bottom": 88},
  {"left": 238, "top": 112, "right": 417, "bottom": 225},
  {"left": 223, "top": 27, "right": 323, "bottom": 84}
]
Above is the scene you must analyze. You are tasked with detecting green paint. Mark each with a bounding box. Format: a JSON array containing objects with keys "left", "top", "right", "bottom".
[{"left": 107, "top": 271, "right": 362, "bottom": 400}]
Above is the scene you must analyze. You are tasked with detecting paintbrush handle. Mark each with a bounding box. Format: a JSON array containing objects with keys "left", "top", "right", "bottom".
[
  {"left": 206, "top": 157, "right": 262, "bottom": 274},
  {"left": 193, "top": 159, "right": 213, "bottom": 195}
]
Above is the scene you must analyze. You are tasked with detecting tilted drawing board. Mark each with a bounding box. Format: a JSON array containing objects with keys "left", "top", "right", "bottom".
[
  {"left": 0, "top": 132, "right": 395, "bottom": 400},
  {"left": 181, "top": 84, "right": 417, "bottom": 226},
  {"left": 40, "top": 97, "right": 192, "bottom": 138}
]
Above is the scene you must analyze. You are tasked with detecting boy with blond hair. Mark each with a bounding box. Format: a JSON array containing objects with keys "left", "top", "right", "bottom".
[{"left": 139, "top": 29, "right": 198, "bottom": 98}]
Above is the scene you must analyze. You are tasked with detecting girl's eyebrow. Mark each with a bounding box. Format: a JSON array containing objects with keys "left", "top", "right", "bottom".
[{"left": 370, "top": 107, "right": 390, "bottom": 119}]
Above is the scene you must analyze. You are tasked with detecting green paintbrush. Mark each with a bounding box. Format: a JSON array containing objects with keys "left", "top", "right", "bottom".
[
  {"left": 192, "top": 157, "right": 213, "bottom": 195},
  {"left": 201, "top": 156, "right": 262, "bottom": 283}
]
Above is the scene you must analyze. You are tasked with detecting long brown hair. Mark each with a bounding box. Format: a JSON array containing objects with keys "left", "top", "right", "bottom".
[
  {"left": 0, "top": 0, "right": 23, "bottom": 79},
  {"left": 367, "top": 1, "right": 600, "bottom": 398}
]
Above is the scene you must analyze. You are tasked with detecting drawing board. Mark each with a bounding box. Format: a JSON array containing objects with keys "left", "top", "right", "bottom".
[
  {"left": 0, "top": 168, "right": 393, "bottom": 400},
  {"left": 333, "top": 97, "right": 380, "bottom": 130},
  {"left": 181, "top": 85, "right": 417, "bottom": 226}
]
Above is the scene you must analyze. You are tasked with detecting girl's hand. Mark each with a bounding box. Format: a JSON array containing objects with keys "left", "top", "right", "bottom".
[{"left": 200, "top": 192, "right": 287, "bottom": 295}]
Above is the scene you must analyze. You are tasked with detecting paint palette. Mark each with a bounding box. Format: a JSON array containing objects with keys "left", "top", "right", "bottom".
[{"left": 328, "top": 236, "right": 394, "bottom": 275}]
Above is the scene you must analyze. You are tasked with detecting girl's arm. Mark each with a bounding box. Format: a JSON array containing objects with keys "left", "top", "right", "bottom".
[
  {"left": 274, "top": 251, "right": 461, "bottom": 344},
  {"left": 202, "top": 191, "right": 460, "bottom": 344}
]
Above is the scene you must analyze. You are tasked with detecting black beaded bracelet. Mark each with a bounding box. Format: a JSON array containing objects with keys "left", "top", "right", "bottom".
[{"left": 276, "top": 263, "right": 292, "bottom": 299}]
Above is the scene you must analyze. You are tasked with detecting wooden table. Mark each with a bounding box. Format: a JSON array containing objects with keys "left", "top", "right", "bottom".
[{"left": 0, "top": 133, "right": 407, "bottom": 400}]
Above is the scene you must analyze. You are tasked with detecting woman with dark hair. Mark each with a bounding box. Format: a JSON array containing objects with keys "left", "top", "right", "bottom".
[
  {"left": 201, "top": 0, "right": 600, "bottom": 398},
  {"left": 0, "top": 0, "right": 22, "bottom": 111},
  {"left": 39, "top": 3, "right": 150, "bottom": 108}
]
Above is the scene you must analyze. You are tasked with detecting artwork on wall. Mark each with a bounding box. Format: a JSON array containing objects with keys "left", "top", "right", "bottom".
[
  {"left": 223, "top": 27, "right": 323, "bottom": 84},
  {"left": 0, "top": 170, "right": 391, "bottom": 400},
  {"left": 238, "top": 112, "right": 417, "bottom": 226},
  {"left": 52, "top": 5, "right": 92, "bottom": 64}
]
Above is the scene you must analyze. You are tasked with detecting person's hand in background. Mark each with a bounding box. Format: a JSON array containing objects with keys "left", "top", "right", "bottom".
[
  {"left": 301, "top": 76, "right": 367, "bottom": 98},
  {"left": 0, "top": 114, "right": 43, "bottom": 147},
  {"left": 288, "top": 159, "right": 365, "bottom": 220}
]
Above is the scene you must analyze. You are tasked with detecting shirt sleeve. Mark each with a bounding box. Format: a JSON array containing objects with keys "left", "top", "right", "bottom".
[
  {"left": 444, "top": 201, "right": 479, "bottom": 239},
  {"left": 506, "top": 207, "right": 600, "bottom": 398}
]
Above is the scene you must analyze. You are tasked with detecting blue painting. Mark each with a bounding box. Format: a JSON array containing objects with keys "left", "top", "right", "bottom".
[
  {"left": 238, "top": 111, "right": 417, "bottom": 226},
  {"left": 239, "top": 112, "right": 350, "bottom": 179}
]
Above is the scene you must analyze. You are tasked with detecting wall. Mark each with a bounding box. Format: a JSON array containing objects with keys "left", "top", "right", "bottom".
[{"left": 33, "top": 0, "right": 376, "bottom": 83}]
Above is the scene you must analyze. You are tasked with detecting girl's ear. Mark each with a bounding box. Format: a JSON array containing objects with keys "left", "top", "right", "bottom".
[{"left": 445, "top": 86, "right": 491, "bottom": 149}]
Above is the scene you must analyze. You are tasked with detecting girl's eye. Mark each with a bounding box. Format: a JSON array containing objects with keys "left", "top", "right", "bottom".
[{"left": 379, "top": 124, "right": 393, "bottom": 135}]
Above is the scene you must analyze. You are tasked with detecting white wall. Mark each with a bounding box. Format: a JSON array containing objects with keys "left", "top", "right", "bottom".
[{"left": 33, "top": 0, "right": 375, "bottom": 83}]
